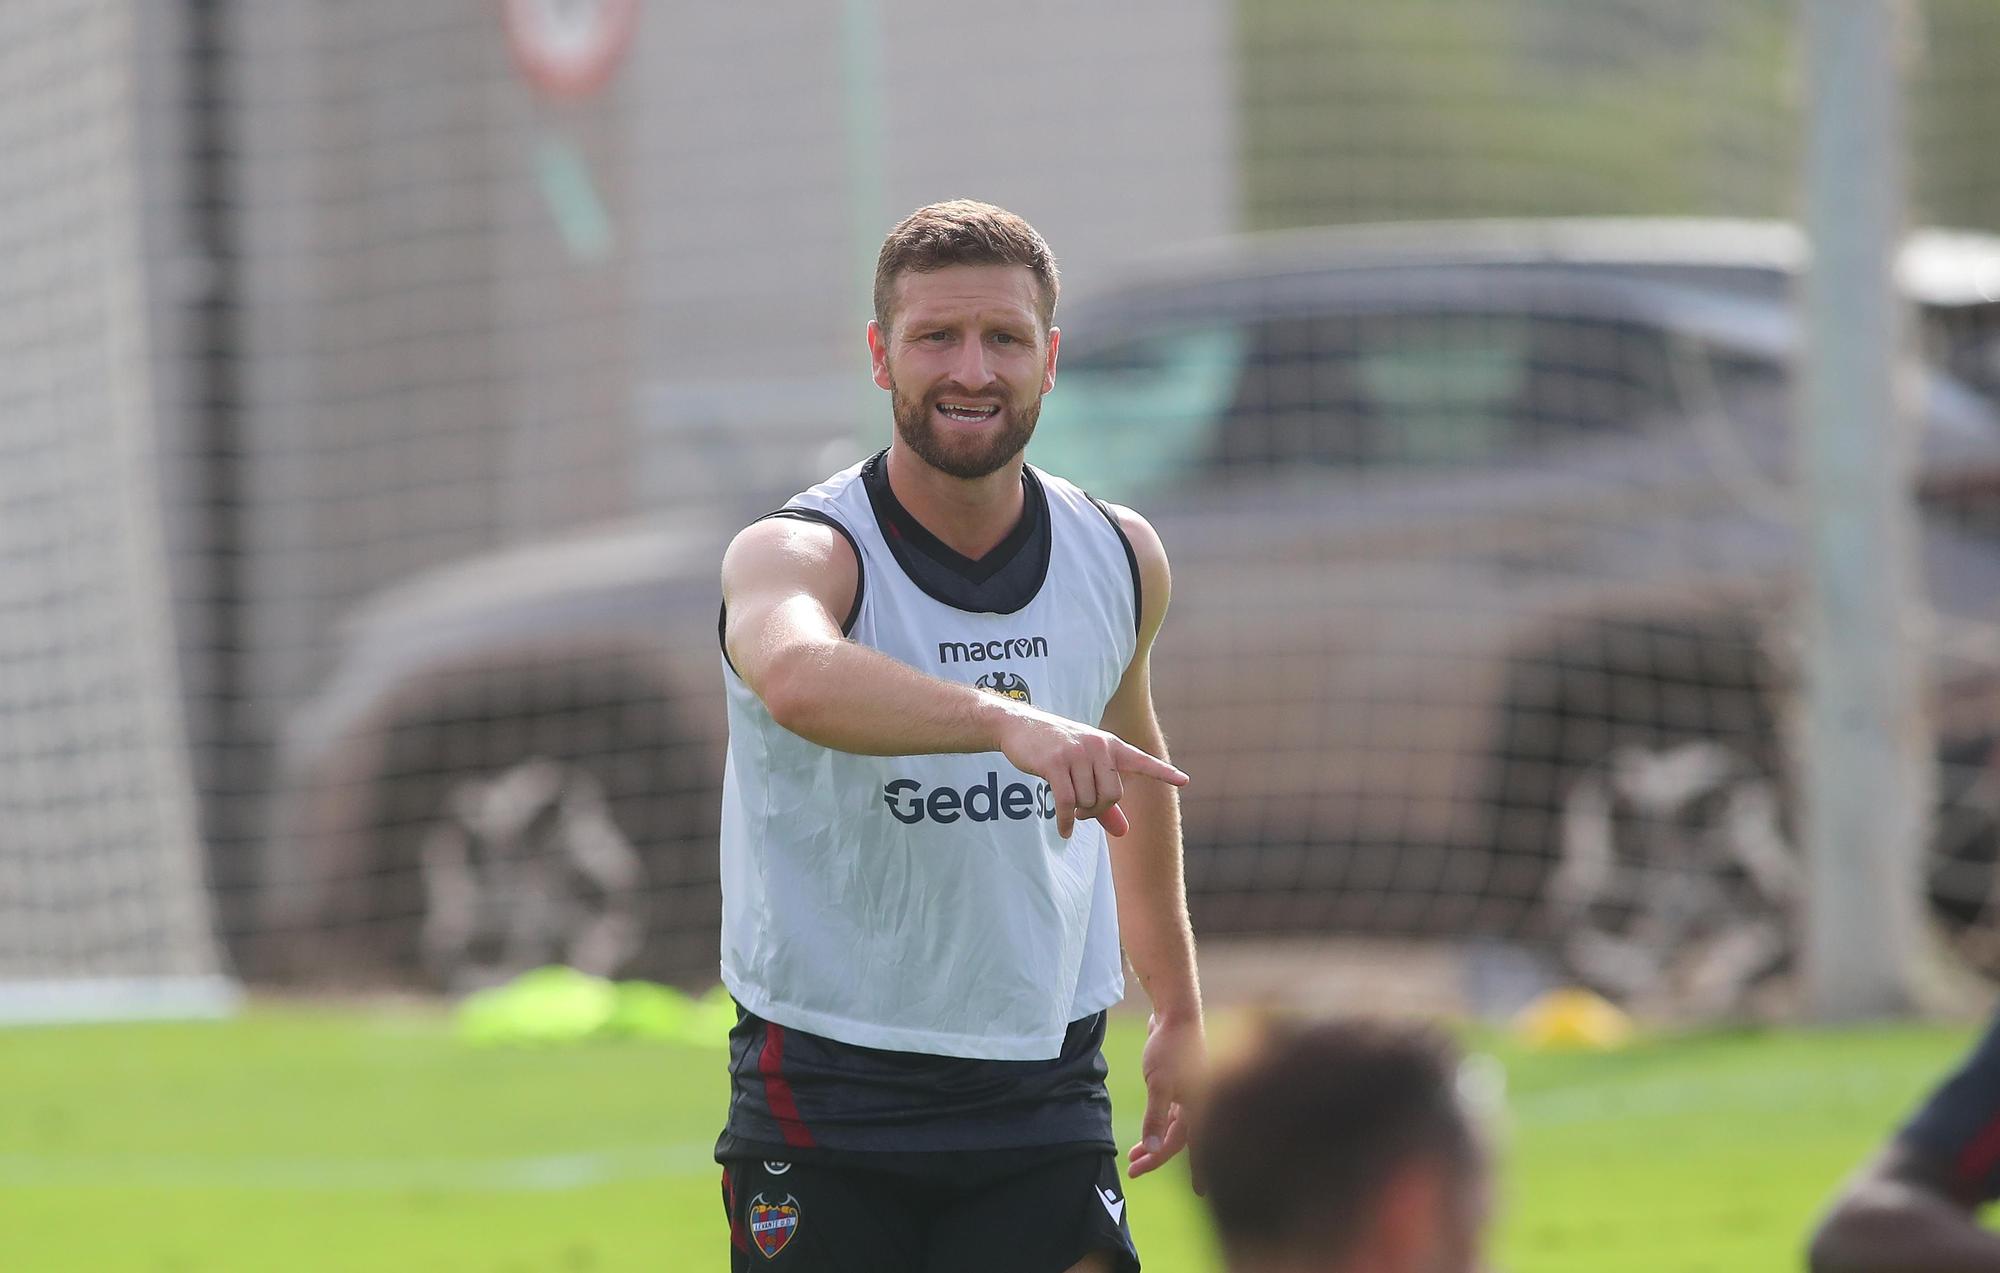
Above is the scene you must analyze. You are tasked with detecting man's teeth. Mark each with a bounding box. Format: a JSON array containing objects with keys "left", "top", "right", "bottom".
[{"left": 939, "top": 404, "right": 1000, "bottom": 421}]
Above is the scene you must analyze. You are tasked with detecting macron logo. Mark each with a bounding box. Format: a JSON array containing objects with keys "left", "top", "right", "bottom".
[
  {"left": 938, "top": 636, "right": 1048, "bottom": 664},
  {"left": 1097, "top": 1185, "right": 1125, "bottom": 1224}
]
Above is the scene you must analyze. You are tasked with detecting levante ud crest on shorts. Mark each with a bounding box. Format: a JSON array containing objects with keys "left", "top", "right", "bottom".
[
  {"left": 749, "top": 1193, "right": 800, "bottom": 1259},
  {"left": 975, "top": 671, "right": 1032, "bottom": 704}
]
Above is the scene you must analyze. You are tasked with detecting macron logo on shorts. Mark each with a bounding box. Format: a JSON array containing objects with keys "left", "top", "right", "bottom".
[{"left": 1097, "top": 1184, "right": 1125, "bottom": 1224}]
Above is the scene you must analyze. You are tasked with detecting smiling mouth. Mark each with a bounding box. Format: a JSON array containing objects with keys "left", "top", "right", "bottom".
[{"left": 936, "top": 402, "right": 1002, "bottom": 423}]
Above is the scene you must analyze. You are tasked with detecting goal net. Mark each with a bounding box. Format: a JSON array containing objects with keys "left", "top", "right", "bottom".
[
  {"left": 0, "top": 1, "right": 233, "bottom": 1023},
  {"left": 13, "top": 0, "right": 2000, "bottom": 1024}
]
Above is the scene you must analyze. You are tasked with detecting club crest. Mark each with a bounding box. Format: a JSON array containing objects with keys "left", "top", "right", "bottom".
[
  {"left": 748, "top": 1193, "right": 801, "bottom": 1259},
  {"left": 975, "top": 671, "right": 1032, "bottom": 704}
]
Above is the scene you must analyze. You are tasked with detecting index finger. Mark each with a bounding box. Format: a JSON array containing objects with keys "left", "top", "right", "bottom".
[{"left": 1113, "top": 743, "right": 1188, "bottom": 787}]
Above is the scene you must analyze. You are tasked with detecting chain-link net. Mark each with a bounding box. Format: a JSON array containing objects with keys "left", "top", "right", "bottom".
[
  {"left": 11, "top": 0, "right": 2000, "bottom": 1022},
  {"left": 0, "top": 0, "right": 231, "bottom": 1021}
]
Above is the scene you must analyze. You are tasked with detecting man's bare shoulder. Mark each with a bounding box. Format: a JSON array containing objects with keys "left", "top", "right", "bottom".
[
  {"left": 721, "top": 515, "right": 860, "bottom": 615},
  {"left": 1101, "top": 503, "right": 1171, "bottom": 641},
  {"left": 1101, "top": 503, "right": 1166, "bottom": 566},
  {"left": 725, "top": 514, "right": 850, "bottom": 568}
]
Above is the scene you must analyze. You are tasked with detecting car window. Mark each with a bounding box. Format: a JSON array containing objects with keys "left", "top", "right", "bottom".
[
  {"left": 1216, "top": 312, "right": 1679, "bottom": 473},
  {"left": 1921, "top": 301, "right": 2000, "bottom": 405},
  {"left": 1029, "top": 325, "right": 1248, "bottom": 500}
]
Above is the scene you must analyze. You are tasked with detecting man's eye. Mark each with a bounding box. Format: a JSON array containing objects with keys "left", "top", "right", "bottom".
[
  {"left": 993, "top": 332, "right": 1017, "bottom": 345},
  {"left": 923, "top": 330, "right": 951, "bottom": 342}
]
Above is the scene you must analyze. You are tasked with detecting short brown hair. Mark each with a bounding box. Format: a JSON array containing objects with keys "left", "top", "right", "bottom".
[
  {"left": 873, "top": 200, "right": 1060, "bottom": 334},
  {"left": 1193, "top": 1017, "right": 1484, "bottom": 1266}
]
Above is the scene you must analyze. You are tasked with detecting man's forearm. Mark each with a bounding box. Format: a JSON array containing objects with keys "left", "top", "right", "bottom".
[
  {"left": 1107, "top": 735, "right": 1201, "bottom": 1023},
  {"left": 759, "top": 635, "right": 1012, "bottom": 757}
]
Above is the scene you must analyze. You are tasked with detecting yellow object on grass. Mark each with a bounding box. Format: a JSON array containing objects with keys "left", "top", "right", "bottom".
[
  {"left": 456, "top": 965, "right": 620, "bottom": 1045},
  {"left": 455, "top": 966, "right": 735, "bottom": 1048},
  {"left": 1511, "top": 986, "right": 1635, "bottom": 1051}
]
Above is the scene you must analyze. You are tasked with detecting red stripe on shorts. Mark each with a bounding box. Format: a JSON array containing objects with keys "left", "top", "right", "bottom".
[
  {"left": 722, "top": 1166, "right": 747, "bottom": 1253},
  {"left": 759, "top": 1022, "right": 817, "bottom": 1149},
  {"left": 1957, "top": 1114, "right": 2000, "bottom": 1190}
]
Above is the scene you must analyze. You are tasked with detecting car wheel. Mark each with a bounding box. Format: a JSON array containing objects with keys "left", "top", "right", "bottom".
[
  {"left": 300, "top": 669, "right": 719, "bottom": 990},
  {"left": 416, "top": 755, "right": 648, "bottom": 991},
  {"left": 1484, "top": 618, "right": 1781, "bottom": 942},
  {"left": 1550, "top": 739, "right": 1798, "bottom": 1015}
]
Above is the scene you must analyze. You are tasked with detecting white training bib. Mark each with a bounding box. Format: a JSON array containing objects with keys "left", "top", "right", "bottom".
[{"left": 719, "top": 455, "right": 1139, "bottom": 1060}]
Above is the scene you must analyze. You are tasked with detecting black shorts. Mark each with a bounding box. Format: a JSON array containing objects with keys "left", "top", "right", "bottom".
[{"left": 718, "top": 1145, "right": 1140, "bottom": 1272}]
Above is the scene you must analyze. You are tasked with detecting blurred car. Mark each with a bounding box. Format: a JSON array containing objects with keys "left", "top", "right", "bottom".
[{"left": 257, "top": 218, "right": 2000, "bottom": 993}]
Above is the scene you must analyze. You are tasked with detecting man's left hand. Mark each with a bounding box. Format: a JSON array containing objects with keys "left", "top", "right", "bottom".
[{"left": 1128, "top": 1011, "right": 1204, "bottom": 1185}]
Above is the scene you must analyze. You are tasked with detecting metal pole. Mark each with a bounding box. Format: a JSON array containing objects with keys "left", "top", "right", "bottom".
[
  {"left": 841, "top": 0, "right": 888, "bottom": 446},
  {"left": 1798, "top": 0, "right": 1924, "bottom": 1020}
]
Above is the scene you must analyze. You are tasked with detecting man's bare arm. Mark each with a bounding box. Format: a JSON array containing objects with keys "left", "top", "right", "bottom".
[
  {"left": 721, "top": 517, "right": 1186, "bottom": 835},
  {"left": 1810, "top": 1144, "right": 2000, "bottom": 1273},
  {"left": 1096, "top": 505, "right": 1203, "bottom": 1180}
]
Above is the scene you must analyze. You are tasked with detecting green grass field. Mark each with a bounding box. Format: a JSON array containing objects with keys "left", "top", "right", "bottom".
[{"left": 0, "top": 1003, "right": 1982, "bottom": 1272}]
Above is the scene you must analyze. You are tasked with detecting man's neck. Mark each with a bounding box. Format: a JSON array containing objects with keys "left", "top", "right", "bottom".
[{"left": 883, "top": 442, "right": 1027, "bottom": 561}]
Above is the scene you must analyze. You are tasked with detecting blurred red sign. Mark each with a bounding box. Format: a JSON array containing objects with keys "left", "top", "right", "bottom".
[{"left": 500, "top": 0, "right": 639, "bottom": 99}]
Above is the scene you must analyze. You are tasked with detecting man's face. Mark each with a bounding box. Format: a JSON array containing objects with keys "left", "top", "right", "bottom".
[{"left": 868, "top": 263, "right": 1060, "bottom": 480}]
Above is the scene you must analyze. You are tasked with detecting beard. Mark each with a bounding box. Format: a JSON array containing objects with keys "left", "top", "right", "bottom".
[{"left": 890, "top": 380, "right": 1043, "bottom": 480}]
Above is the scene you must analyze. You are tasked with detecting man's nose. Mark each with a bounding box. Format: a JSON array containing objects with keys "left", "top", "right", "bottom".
[{"left": 950, "top": 342, "right": 996, "bottom": 390}]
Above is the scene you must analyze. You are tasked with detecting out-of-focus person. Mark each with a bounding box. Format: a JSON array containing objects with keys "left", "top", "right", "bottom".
[
  {"left": 1192, "top": 1016, "right": 1492, "bottom": 1273},
  {"left": 1810, "top": 1010, "right": 2000, "bottom": 1272}
]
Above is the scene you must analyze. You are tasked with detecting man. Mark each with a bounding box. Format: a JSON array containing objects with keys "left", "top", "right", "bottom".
[
  {"left": 1810, "top": 1010, "right": 2000, "bottom": 1271},
  {"left": 713, "top": 200, "right": 1203, "bottom": 1272},
  {"left": 1192, "top": 1017, "right": 1492, "bottom": 1273}
]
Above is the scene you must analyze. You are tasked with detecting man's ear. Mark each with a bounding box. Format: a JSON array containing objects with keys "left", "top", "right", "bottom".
[
  {"left": 869, "top": 319, "right": 893, "bottom": 391},
  {"left": 1042, "top": 325, "right": 1060, "bottom": 394}
]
